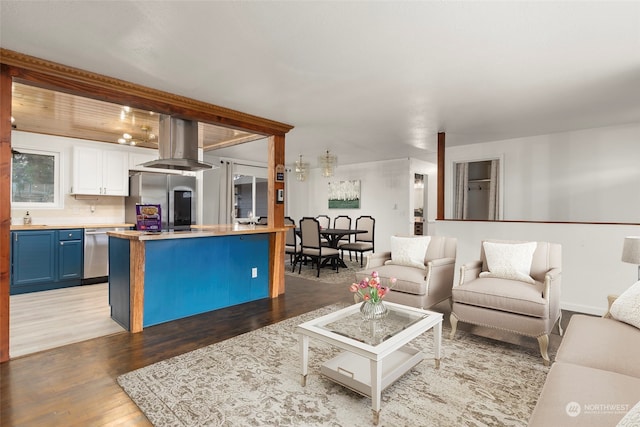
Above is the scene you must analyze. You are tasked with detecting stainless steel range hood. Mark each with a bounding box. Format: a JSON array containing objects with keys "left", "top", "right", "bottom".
[{"left": 141, "top": 115, "right": 214, "bottom": 171}]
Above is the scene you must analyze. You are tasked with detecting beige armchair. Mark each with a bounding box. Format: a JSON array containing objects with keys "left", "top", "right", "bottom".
[
  {"left": 355, "top": 236, "right": 457, "bottom": 309},
  {"left": 450, "top": 239, "right": 562, "bottom": 365}
]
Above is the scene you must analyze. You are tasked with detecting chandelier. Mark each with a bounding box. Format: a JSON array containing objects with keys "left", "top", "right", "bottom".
[
  {"left": 294, "top": 155, "right": 310, "bottom": 181},
  {"left": 318, "top": 150, "right": 338, "bottom": 178}
]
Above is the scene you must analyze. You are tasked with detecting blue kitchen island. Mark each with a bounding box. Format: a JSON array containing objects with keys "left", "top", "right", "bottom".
[{"left": 108, "top": 224, "right": 288, "bottom": 332}]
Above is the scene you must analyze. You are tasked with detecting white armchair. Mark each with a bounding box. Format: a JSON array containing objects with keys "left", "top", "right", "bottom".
[
  {"left": 355, "top": 236, "right": 457, "bottom": 309},
  {"left": 450, "top": 239, "right": 562, "bottom": 365}
]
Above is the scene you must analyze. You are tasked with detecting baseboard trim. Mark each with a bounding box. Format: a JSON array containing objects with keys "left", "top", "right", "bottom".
[{"left": 561, "top": 302, "right": 604, "bottom": 317}]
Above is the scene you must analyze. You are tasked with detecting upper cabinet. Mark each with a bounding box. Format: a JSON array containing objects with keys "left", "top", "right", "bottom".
[
  {"left": 71, "top": 146, "right": 129, "bottom": 196},
  {"left": 129, "top": 151, "right": 158, "bottom": 172}
]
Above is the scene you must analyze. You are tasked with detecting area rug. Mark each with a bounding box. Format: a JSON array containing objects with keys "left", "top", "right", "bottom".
[
  {"left": 118, "top": 305, "right": 551, "bottom": 427},
  {"left": 284, "top": 258, "right": 363, "bottom": 284}
]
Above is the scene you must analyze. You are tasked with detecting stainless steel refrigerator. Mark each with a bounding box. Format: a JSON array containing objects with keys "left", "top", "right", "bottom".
[{"left": 125, "top": 172, "right": 196, "bottom": 231}]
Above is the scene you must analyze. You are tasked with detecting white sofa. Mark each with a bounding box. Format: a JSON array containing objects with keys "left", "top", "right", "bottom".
[{"left": 529, "top": 294, "right": 640, "bottom": 426}]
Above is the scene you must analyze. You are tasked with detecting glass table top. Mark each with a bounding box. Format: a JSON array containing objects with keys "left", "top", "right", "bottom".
[{"left": 317, "top": 305, "right": 430, "bottom": 346}]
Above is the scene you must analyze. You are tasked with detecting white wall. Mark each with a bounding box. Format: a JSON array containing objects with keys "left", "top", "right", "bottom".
[
  {"left": 11, "top": 130, "right": 202, "bottom": 226},
  {"left": 445, "top": 122, "right": 640, "bottom": 222},
  {"left": 440, "top": 121, "right": 640, "bottom": 315},
  {"left": 286, "top": 157, "right": 437, "bottom": 253},
  {"left": 10, "top": 131, "right": 128, "bottom": 225},
  {"left": 435, "top": 220, "right": 640, "bottom": 316}
]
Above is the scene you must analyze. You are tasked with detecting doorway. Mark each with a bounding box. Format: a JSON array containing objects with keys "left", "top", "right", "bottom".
[
  {"left": 414, "top": 174, "right": 427, "bottom": 235},
  {"left": 454, "top": 159, "right": 501, "bottom": 220}
]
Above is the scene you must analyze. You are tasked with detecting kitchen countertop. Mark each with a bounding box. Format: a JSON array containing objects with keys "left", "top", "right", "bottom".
[
  {"left": 108, "top": 224, "right": 289, "bottom": 241},
  {"left": 10, "top": 223, "right": 134, "bottom": 231}
]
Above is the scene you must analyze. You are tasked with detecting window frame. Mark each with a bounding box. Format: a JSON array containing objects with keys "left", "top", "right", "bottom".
[{"left": 11, "top": 146, "right": 63, "bottom": 209}]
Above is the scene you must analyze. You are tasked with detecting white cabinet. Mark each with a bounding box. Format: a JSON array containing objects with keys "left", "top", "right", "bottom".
[
  {"left": 128, "top": 150, "right": 158, "bottom": 172},
  {"left": 71, "top": 146, "right": 129, "bottom": 196}
]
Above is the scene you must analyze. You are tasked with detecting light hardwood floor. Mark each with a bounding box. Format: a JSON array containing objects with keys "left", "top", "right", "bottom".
[{"left": 9, "top": 283, "right": 126, "bottom": 358}]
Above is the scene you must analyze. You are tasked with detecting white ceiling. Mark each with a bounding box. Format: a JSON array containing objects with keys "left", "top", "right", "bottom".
[{"left": 1, "top": 1, "right": 639, "bottom": 167}]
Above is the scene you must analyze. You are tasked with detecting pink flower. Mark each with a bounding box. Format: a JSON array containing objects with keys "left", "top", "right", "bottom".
[{"left": 349, "top": 273, "right": 397, "bottom": 303}]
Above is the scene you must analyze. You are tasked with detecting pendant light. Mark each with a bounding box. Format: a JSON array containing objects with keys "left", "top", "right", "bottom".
[
  {"left": 318, "top": 150, "right": 338, "bottom": 178},
  {"left": 294, "top": 155, "right": 309, "bottom": 181}
]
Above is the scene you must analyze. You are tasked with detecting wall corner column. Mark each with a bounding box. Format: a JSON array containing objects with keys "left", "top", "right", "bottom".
[{"left": 437, "top": 132, "right": 445, "bottom": 221}]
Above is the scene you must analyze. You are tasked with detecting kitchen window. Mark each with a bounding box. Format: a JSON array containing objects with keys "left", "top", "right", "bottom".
[{"left": 11, "top": 147, "right": 62, "bottom": 208}]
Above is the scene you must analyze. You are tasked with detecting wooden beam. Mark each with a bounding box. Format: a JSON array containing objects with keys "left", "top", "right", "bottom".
[
  {"left": 1, "top": 48, "right": 293, "bottom": 137},
  {"left": 268, "top": 135, "right": 286, "bottom": 296},
  {"left": 129, "top": 240, "right": 145, "bottom": 333},
  {"left": 437, "top": 132, "right": 445, "bottom": 221},
  {"left": 0, "top": 65, "right": 11, "bottom": 362},
  {"left": 267, "top": 135, "right": 285, "bottom": 228}
]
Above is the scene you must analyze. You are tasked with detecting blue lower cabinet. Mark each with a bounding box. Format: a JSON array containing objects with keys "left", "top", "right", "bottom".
[
  {"left": 58, "top": 239, "right": 83, "bottom": 280},
  {"left": 108, "top": 236, "right": 131, "bottom": 330},
  {"left": 141, "top": 234, "right": 270, "bottom": 328},
  {"left": 228, "top": 234, "right": 270, "bottom": 305},
  {"left": 11, "top": 230, "right": 56, "bottom": 288},
  {"left": 10, "top": 229, "right": 83, "bottom": 295}
]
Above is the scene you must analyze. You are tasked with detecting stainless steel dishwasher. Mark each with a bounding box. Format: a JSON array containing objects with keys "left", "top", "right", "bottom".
[{"left": 83, "top": 227, "right": 122, "bottom": 284}]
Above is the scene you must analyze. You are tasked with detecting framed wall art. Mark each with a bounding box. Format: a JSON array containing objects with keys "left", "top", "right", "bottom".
[{"left": 328, "top": 180, "right": 360, "bottom": 209}]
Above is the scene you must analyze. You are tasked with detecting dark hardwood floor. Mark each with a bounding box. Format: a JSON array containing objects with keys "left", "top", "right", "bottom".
[
  {"left": 1, "top": 275, "right": 354, "bottom": 426},
  {"left": 0, "top": 274, "right": 574, "bottom": 426}
]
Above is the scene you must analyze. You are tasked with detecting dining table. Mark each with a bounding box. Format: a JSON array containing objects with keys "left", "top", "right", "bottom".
[
  {"left": 319, "top": 228, "right": 366, "bottom": 269},
  {"left": 294, "top": 227, "right": 367, "bottom": 269}
]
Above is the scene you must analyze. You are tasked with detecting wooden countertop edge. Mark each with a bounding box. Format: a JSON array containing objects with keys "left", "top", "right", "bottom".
[
  {"left": 10, "top": 223, "right": 134, "bottom": 231},
  {"left": 108, "top": 224, "right": 289, "bottom": 241}
]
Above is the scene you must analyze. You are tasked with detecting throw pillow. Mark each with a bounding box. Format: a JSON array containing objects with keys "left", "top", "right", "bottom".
[
  {"left": 480, "top": 241, "right": 537, "bottom": 285},
  {"left": 616, "top": 400, "right": 640, "bottom": 427},
  {"left": 388, "top": 236, "right": 431, "bottom": 269},
  {"left": 610, "top": 280, "right": 640, "bottom": 330}
]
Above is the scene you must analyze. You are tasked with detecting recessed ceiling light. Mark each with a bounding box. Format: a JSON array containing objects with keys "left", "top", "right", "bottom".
[
  {"left": 118, "top": 138, "right": 126, "bottom": 144},
  {"left": 123, "top": 133, "right": 132, "bottom": 140}
]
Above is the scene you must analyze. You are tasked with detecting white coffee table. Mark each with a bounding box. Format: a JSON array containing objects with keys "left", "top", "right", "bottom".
[{"left": 296, "top": 302, "right": 443, "bottom": 425}]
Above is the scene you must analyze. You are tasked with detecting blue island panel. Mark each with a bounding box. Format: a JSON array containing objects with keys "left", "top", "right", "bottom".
[
  {"left": 143, "top": 234, "right": 270, "bottom": 327},
  {"left": 108, "top": 236, "right": 131, "bottom": 330}
]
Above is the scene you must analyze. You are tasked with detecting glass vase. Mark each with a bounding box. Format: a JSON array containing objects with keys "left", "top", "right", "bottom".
[{"left": 360, "top": 300, "right": 388, "bottom": 321}]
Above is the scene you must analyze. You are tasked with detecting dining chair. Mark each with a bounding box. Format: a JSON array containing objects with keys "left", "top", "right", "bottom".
[
  {"left": 284, "top": 216, "right": 300, "bottom": 271},
  {"left": 333, "top": 215, "right": 352, "bottom": 248},
  {"left": 299, "top": 217, "right": 340, "bottom": 277},
  {"left": 339, "top": 215, "right": 375, "bottom": 267},
  {"left": 315, "top": 215, "right": 331, "bottom": 246},
  {"left": 315, "top": 215, "right": 330, "bottom": 229}
]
